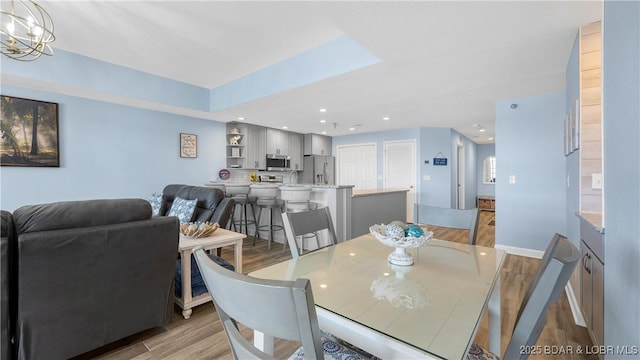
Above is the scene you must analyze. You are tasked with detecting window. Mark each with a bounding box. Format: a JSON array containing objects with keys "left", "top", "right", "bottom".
[{"left": 483, "top": 156, "right": 496, "bottom": 184}]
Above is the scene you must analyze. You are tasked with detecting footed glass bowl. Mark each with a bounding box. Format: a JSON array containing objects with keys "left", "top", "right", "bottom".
[{"left": 369, "top": 224, "right": 433, "bottom": 266}]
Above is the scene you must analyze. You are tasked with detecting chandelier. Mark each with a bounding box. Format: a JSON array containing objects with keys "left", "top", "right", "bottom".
[{"left": 0, "top": 0, "right": 55, "bottom": 61}]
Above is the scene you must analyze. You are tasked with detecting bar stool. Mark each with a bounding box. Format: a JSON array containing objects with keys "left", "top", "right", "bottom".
[
  {"left": 279, "top": 186, "right": 318, "bottom": 253},
  {"left": 250, "top": 184, "right": 283, "bottom": 250},
  {"left": 224, "top": 183, "right": 256, "bottom": 236}
]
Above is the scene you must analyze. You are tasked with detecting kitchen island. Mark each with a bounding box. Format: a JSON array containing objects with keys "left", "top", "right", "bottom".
[
  {"left": 278, "top": 183, "right": 354, "bottom": 245},
  {"left": 351, "top": 189, "right": 409, "bottom": 237},
  {"left": 205, "top": 182, "right": 408, "bottom": 251}
]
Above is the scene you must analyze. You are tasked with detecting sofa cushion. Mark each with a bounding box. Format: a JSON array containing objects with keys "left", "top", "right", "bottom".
[
  {"left": 167, "top": 197, "right": 197, "bottom": 224},
  {"left": 160, "top": 184, "right": 186, "bottom": 215},
  {"left": 13, "top": 199, "right": 151, "bottom": 234},
  {"left": 148, "top": 193, "right": 163, "bottom": 216},
  {"left": 176, "top": 186, "right": 224, "bottom": 222}
]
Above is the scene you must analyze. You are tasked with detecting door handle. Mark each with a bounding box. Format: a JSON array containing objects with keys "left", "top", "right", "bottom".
[{"left": 583, "top": 253, "right": 591, "bottom": 274}]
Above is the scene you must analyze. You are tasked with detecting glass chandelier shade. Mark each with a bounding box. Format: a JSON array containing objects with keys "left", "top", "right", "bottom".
[{"left": 0, "top": 0, "right": 55, "bottom": 61}]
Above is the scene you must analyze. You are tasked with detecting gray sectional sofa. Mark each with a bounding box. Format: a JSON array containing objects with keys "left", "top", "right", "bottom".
[{"left": 1, "top": 199, "right": 180, "bottom": 360}]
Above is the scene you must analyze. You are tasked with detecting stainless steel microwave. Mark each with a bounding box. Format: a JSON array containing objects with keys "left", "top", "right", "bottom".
[{"left": 266, "top": 154, "right": 290, "bottom": 171}]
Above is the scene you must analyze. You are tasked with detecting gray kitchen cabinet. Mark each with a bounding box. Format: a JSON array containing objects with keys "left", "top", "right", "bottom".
[
  {"left": 304, "top": 133, "right": 332, "bottom": 156},
  {"left": 244, "top": 124, "right": 267, "bottom": 170},
  {"left": 266, "top": 128, "right": 289, "bottom": 155},
  {"left": 580, "top": 219, "right": 604, "bottom": 348},
  {"left": 288, "top": 132, "right": 304, "bottom": 171}
]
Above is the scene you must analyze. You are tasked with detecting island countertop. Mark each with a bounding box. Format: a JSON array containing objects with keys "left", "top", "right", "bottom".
[
  {"left": 352, "top": 188, "right": 409, "bottom": 197},
  {"left": 205, "top": 181, "right": 354, "bottom": 190}
]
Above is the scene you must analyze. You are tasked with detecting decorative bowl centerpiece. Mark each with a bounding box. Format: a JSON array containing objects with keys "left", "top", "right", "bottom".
[
  {"left": 180, "top": 221, "right": 220, "bottom": 238},
  {"left": 369, "top": 222, "right": 433, "bottom": 266}
]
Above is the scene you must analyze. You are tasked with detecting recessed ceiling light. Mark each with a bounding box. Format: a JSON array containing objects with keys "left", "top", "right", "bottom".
[
  {"left": 319, "top": 108, "right": 327, "bottom": 113},
  {"left": 489, "top": 137, "right": 495, "bottom": 141},
  {"left": 321, "top": 131, "right": 327, "bottom": 134},
  {"left": 320, "top": 119, "right": 326, "bottom": 123},
  {"left": 238, "top": 117, "right": 245, "bottom": 121},
  {"left": 383, "top": 117, "right": 390, "bottom": 121},
  {"left": 349, "top": 127, "right": 355, "bottom": 131},
  {"left": 479, "top": 128, "right": 486, "bottom": 132},
  {"left": 282, "top": 126, "right": 288, "bottom": 129},
  {"left": 472, "top": 124, "right": 480, "bottom": 128}
]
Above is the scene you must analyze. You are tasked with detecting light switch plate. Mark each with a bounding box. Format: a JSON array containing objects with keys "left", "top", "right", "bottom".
[
  {"left": 423, "top": 175, "right": 431, "bottom": 181},
  {"left": 509, "top": 175, "right": 516, "bottom": 184},
  {"left": 592, "top": 173, "right": 603, "bottom": 189}
]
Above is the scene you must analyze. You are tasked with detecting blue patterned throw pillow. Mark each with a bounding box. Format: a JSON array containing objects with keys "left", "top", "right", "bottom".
[
  {"left": 148, "top": 192, "right": 163, "bottom": 216},
  {"left": 167, "top": 196, "right": 197, "bottom": 224}
]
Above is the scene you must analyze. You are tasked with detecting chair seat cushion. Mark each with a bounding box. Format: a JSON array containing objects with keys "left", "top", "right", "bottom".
[
  {"left": 289, "top": 331, "right": 378, "bottom": 360},
  {"left": 175, "top": 254, "right": 235, "bottom": 298},
  {"left": 466, "top": 343, "right": 500, "bottom": 360}
]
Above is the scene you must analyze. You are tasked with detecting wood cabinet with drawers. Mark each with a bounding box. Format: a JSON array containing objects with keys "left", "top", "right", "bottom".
[{"left": 477, "top": 195, "right": 495, "bottom": 211}]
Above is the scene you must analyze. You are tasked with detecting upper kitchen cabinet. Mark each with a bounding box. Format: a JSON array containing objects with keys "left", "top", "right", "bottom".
[
  {"left": 245, "top": 124, "right": 267, "bottom": 170},
  {"left": 266, "top": 128, "right": 289, "bottom": 156},
  {"left": 304, "top": 133, "right": 332, "bottom": 156},
  {"left": 289, "top": 132, "right": 304, "bottom": 171}
]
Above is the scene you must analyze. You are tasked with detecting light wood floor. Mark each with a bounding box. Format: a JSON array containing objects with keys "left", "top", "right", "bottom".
[{"left": 74, "top": 211, "right": 596, "bottom": 360}]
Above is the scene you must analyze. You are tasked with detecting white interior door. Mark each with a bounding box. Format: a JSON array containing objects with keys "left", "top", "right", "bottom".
[
  {"left": 383, "top": 140, "right": 417, "bottom": 222},
  {"left": 457, "top": 145, "right": 465, "bottom": 209},
  {"left": 337, "top": 144, "right": 377, "bottom": 190}
]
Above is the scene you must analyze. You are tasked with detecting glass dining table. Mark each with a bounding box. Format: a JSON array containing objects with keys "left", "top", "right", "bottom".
[{"left": 249, "top": 234, "right": 506, "bottom": 360}]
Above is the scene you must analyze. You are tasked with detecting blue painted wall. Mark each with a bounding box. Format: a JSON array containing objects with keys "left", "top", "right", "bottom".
[
  {"left": 0, "top": 85, "right": 226, "bottom": 212},
  {"left": 477, "top": 144, "right": 495, "bottom": 196},
  {"left": 602, "top": 0, "right": 640, "bottom": 350},
  {"left": 495, "top": 92, "right": 566, "bottom": 251},
  {"left": 419, "top": 127, "right": 456, "bottom": 208}
]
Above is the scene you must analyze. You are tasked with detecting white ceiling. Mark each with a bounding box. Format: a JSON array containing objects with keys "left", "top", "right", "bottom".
[{"left": 39, "top": 0, "right": 601, "bottom": 142}]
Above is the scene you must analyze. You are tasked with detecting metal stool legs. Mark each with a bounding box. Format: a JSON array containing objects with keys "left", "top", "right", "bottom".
[
  {"left": 230, "top": 197, "right": 256, "bottom": 236},
  {"left": 254, "top": 201, "right": 283, "bottom": 251}
]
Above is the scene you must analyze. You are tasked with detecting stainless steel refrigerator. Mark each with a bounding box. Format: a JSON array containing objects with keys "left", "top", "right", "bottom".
[{"left": 300, "top": 155, "right": 335, "bottom": 185}]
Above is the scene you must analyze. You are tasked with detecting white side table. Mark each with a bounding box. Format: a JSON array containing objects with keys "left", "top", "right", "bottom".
[{"left": 176, "top": 229, "right": 245, "bottom": 319}]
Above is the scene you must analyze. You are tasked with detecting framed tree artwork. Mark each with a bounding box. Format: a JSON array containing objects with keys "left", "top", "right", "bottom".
[{"left": 0, "top": 95, "right": 60, "bottom": 167}]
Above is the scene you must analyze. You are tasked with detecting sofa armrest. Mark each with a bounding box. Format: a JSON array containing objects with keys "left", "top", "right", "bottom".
[{"left": 210, "top": 197, "right": 235, "bottom": 228}]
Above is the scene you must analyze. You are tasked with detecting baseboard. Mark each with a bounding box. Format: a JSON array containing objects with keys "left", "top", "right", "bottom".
[
  {"left": 494, "top": 244, "right": 544, "bottom": 259},
  {"left": 565, "top": 282, "right": 587, "bottom": 327}
]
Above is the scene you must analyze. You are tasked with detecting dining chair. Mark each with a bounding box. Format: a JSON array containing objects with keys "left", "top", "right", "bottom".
[
  {"left": 466, "top": 233, "right": 580, "bottom": 360},
  {"left": 414, "top": 204, "right": 480, "bottom": 245},
  {"left": 281, "top": 207, "right": 337, "bottom": 259},
  {"left": 192, "top": 247, "right": 373, "bottom": 360}
]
